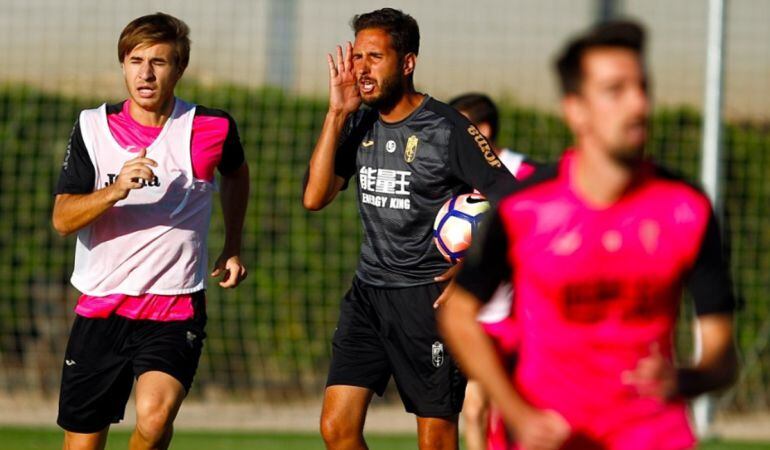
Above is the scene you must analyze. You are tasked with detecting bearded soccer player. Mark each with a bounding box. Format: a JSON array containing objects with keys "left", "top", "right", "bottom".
[
  {"left": 439, "top": 21, "right": 737, "bottom": 450},
  {"left": 303, "top": 8, "right": 518, "bottom": 450},
  {"left": 52, "top": 13, "right": 249, "bottom": 450}
]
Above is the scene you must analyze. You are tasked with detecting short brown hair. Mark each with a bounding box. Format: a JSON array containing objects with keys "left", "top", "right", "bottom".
[
  {"left": 555, "top": 20, "right": 645, "bottom": 96},
  {"left": 118, "top": 12, "right": 191, "bottom": 71}
]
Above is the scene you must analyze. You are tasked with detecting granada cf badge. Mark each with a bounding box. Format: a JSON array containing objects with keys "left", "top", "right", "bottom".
[
  {"left": 405, "top": 135, "right": 419, "bottom": 163},
  {"left": 432, "top": 341, "right": 444, "bottom": 368}
]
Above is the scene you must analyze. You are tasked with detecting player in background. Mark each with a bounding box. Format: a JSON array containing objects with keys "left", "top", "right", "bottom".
[
  {"left": 303, "top": 8, "right": 519, "bottom": 450},
  {"left": 448, "top": 93, "right": 533, "bottom": 450},
  {"left": 52, "top": 13, "right": 249, "bottom": 450},
  {"left": 439, "top": 21, "right": 738, "bottom": 450}
]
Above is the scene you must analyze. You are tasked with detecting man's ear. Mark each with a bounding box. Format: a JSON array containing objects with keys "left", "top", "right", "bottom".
[
  {"left": 477, "top": 122, "right": 493, "bottom": 142},
  {"left": 562, "top": 94, "right": 586, "bottom": 134},
  {"left": 403, "top": 52, "right": 416, "bottom": 77}
]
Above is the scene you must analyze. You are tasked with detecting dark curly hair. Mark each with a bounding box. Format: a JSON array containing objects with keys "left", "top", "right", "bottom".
[{"left": 351, "top": 8, "right": 420, "bottom": 58}]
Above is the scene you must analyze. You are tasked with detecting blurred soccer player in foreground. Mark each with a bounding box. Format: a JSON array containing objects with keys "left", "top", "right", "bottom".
[
  {"left": 52, "top": 12, "right": 249, "bottom": 450},
  {"left": 449, "top": 93, "right": 534, "bottom": 450},
  {"left": 439, "top": 21, "right": 738, "bottom": 450},
  {"left": 303, "top": 8, "right": 519, "bottom": 450}
]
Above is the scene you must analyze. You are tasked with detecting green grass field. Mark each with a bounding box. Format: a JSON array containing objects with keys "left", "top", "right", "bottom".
[{"left": 1, "top": 427, "right": 767, "bottom": 450}]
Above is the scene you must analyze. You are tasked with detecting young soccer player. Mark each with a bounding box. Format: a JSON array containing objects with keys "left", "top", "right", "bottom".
[
  {"left": 52, "top": 13, "right": 249, "bottom": 450},
  {"left": 448, "top": 93, "right": 532, "bottom": 450},
  {"left": 439, "top": 21, "right": 738, "bottom": 450},
  {"left": 303, "top": 8, "right": 519, "bottom": 450}
]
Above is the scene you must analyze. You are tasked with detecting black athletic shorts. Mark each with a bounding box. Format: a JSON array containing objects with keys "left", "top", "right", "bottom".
[
  {"left": 57, "top": 291, "right": 207, "bottom": 433},
  {"left": 327, "top": 277, "right": 466, "bottom": 417}
]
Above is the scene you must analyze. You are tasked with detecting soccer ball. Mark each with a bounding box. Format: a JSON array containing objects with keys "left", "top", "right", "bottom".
[{"left": 433, "top": 193, "right": 490, "bottom": 263}]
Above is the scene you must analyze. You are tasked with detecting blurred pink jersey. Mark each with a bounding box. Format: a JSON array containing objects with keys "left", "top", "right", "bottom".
[{"left": 458, "top": 150, "right": 735, "bottom": 449}]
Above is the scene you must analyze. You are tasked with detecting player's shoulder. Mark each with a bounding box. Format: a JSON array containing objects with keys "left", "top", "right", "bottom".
[
  {"left": 76, "top": 102, "right": 111, "bottom": 120},
  {"left": 75, "top": 102, "right": 112, "bottom": 136},
  {"left": 192, "top": 104, "right": 241, "bottom": 140},
  {"left": 423, "top": 97, "right": 471, "bottom": 130},
  {"left": 499, "top": 162, "right": 561, "bottom": 206},
  {"left": 194, "top": 104, "right": 236, "bottom": 121},
  {"left": 105, "top": 101, "right": 123, "bottom": 115},
  {"left": 648, "top": 162, "right": 711, "bottom": 207}
]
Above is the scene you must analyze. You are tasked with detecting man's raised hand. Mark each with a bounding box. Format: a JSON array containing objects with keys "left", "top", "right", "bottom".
[{"left": 327, "top": 41, "right": 361, "bottom": 116}]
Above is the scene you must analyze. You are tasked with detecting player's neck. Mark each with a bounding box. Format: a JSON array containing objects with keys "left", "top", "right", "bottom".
[
  {"left": 378, "top": 91, "right": 425, "bottom": 123},
  {"left": 127, "top": 97, "right": 175, "bottom": 127},
  {"left": 573, "top": 143, "right": 642, "bottom": 207}
]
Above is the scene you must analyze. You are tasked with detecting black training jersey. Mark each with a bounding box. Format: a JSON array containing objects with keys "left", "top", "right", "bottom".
[{"left": 334, "top": 95, "right": 518, "bottom": 287}]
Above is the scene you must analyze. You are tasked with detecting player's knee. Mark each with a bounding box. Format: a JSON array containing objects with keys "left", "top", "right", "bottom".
[
  {"left": 417, "top": 417, "right": 458, "bottom": 450},
  {"left": 418, "top": 432, "right": 456, "bottom": 450},
  {"left": 463, "top": 400, "right": 485, "bottom": 424},
  {"left": 62, "top": 431, "right": 107, "bottom": 450},
  {"left": 320, "top": 413, "right": 360, "bottom": 447},
  {"left": 135, "top": 400, "right": 175, "bottom": 445}
]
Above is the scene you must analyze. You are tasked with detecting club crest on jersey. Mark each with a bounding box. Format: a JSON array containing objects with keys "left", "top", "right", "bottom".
[
  {"left": 386, "top": 140, "right": 397, "bottom": 153},
  {"left": 404, "top": 135, "right": 419, "bottom": 163},
  {"left": 432, "top": 341, "right": 444, "bottom": 368}
]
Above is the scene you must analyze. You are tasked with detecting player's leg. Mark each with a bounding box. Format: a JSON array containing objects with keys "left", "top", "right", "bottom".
[
  {"left": 128, "top": 292, "right": 207, "bottom": 450},
  {"left": 62, "top": 428, "right": 109, "bottom": 450},
  {"left": 416, "top": 415, "right": 459, "bottom": 450},
  {"left": 58, "top": 315, "right": 134, "bottom": 450},
  {"left": 129, "top": 371, "right": 186, "bottom": 450},
  {"left": 320, "top": 385, "right": 374, "bottom": 450},
  {"left": 322, "top": 279, "right": 391, "bottom": 449},
  {"left": 381, "top": 282, "right": 466, "bottom": 450},
  {"left": 462, "top": 380, "right": 489, "bottom": 450}
]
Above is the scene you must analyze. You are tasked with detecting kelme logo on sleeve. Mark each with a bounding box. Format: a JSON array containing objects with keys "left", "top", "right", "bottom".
[{"left": 467, "top": 125, "right": 502, "bottom": 168}]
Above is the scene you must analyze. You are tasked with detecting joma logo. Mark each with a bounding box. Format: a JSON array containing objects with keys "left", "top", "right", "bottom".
[{"left": 104, "top": 173, "right": 161, "bottom": 188}]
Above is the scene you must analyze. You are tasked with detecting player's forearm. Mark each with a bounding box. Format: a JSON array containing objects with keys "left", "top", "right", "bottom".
[
  {"left": 438, "top": 288, "right": 535, "bottom": 432},
  {"left": 677, "top": 314, "right": 738, "bottom": 398},
  {"left": 303, "top": 111, "right": 348, "bottom": 210},
  {"left": 220, "top": 162, "right": 250, "bottom": 256},
  {"left": 52, "top": 188, "right": 122, "bottom": 236},
  {"left": 676, "top": 361, "right": 737, "bottom": 399}
]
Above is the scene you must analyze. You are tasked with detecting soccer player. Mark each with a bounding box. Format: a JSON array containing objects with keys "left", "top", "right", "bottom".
[
  {"left": 303, "top": 8, "right": 519, "bottom": 450},
  {"left": 448, "top": 93, "right": 531, "bottom": 450},
  {"left": 52, "top": 13, "right": 249, "bottom": 450},
  {"left": 439, "top": 21, "right": 738, "bottom": 450}
]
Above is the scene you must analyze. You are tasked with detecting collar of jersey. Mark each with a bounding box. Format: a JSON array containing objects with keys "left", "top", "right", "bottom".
[{"left": 377, "top": 94, "right": 430, "bottom": 128}]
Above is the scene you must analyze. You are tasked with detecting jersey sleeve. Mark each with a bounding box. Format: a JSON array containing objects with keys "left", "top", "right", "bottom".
[
  {"left": 455, "top": 207, "right": 512, "bottom": 303},
  {"left": 334, "top": 109, "right": 377, "bottom": 190},
  {"left": 54, "top": 120, "right": 95, "bottom": 195},
  {"left": 217, "top": 113, "right": 246, "bottom": 175},
  {"left": 447, "top": 124, "right": 520, "bottom": 204},
  {"left": 686, "top": 213, "right": 737, "bottom": 316}
]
